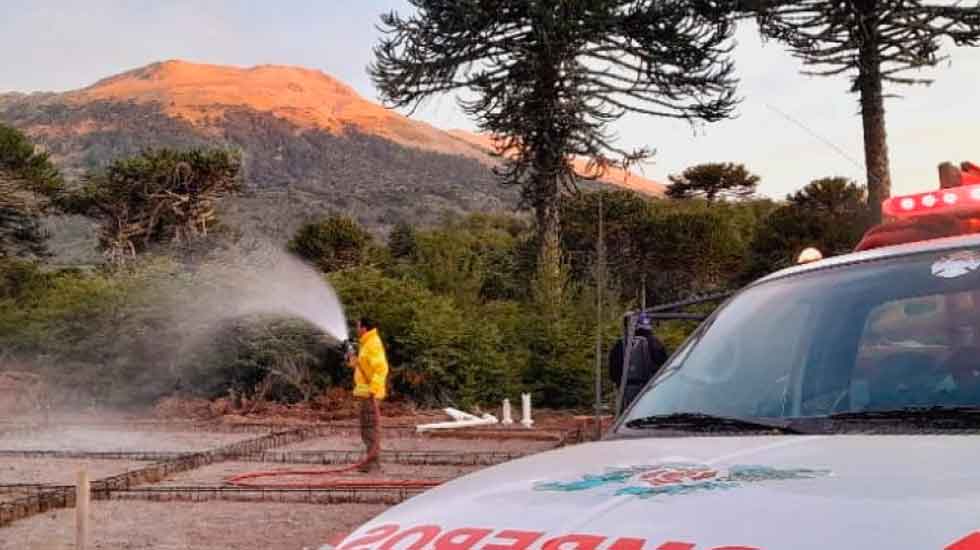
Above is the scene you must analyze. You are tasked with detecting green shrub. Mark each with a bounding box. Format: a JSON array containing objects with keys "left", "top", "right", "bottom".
[
  {"left": 0, "top": 124, "right": 63, "bottom": 197},
  {"left": 329, "top": 266, "right": 521, "bottom": 407},
  {"left": 289, "top": 215, "right": 373, "bottom": 273},
  {"left": 744, "top": 178, "right": 870, "bottom": 281},
  {"left": 3, "top": 184, "right": 871, "bottom": 411}
]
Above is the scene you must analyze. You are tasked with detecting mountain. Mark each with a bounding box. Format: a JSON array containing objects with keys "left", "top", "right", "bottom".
[
  {"left": 447, "top": 129, "right": 665, "bottom": 196},
  {"left": 0, "top": 60, "right": 663, "bottom": 246},
  {"left": 69, "top": 60, "right": 491, "bottom": 162}
]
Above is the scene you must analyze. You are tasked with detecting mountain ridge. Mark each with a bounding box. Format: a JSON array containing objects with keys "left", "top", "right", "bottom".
[
  {"left": 0, "top": 60, "right": 663, "bottom": 254},
  {"left": 446, "top": 129, "right": 665, "bottom": 196},
  {"left": 62, "top": 60, "right": 489, "bottom": 161},
  {"left": 9, "top": 59, "right": 663, "bottom": 195}
]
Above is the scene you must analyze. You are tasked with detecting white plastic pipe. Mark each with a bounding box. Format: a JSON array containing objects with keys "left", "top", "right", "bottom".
[
  {"left": 444, "top": 407, "right": 480, "bottom": 422},
  {"left": 416, "top": 414, "right": 498, "bottom": 432},
  {"left": 501, "top": 399, "right": 513, "bottom": 425},
  {"left": 520, "top": 393, "right": 534, "bottom": 428}
]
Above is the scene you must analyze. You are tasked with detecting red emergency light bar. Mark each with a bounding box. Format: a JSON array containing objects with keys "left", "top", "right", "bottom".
[
  {"left": 856, "top": 161, "right": 980, "bottom": 251},
  {"left": 883, "top": 183, "right": 980, "bottom": 219}
]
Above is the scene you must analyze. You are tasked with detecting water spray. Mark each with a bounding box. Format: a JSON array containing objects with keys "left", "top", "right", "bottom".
[
  {"left": 180, "top": 242, "right": 350, "bottom": 342},
  {"left": 213, "top": 245, "right": 442, "bottom": 489},
  {"left": 129, "top": 243, "right": 443, "bottom": 489}
]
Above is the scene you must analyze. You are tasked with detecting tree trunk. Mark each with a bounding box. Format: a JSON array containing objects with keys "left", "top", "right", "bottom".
[
  {"left": 529, "top": 15, "right": 564, "bottom": 309},
  {"left": 857, "top": 34, "right": 891, "bottom": 225},
  {"left": 533, "top": 167, "right": 563, "bottom": 312}
]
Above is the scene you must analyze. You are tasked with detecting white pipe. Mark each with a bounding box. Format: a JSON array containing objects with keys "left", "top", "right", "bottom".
[
  {"left": 520, "top": 393, "right": 534, "bottom": 428},
  {"left": 501, "top": 399, "right": 513, "bottom": 425},
  {"left": 417, "top": 414, "right": 498, "bottom": 432},
  {"left": 444, "top": 407, "right": 480, "bottom": 422}
]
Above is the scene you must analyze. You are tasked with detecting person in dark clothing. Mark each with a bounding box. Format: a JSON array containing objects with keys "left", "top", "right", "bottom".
[{"left": 609, "top": 312, "right": 669, "bottom": 412}]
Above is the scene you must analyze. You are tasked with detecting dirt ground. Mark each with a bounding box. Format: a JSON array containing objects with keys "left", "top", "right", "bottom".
[
  {"left": 0, "top": 408, "right": 581, "bottom": 547},
  {"left": 0, "top": 500, "right": 386, "bottom": 550},
  {"left": 0, "top": 489, "right": 34, "bottom": 503},
  {"left": 159, "top": 460, "right": 480, "bottom": 486},
  {"left": 0, "top": 427, "right": 250, "bottom": 452},
  {"left": 0, "top": 458, "right": 150, "bottom": 485}
]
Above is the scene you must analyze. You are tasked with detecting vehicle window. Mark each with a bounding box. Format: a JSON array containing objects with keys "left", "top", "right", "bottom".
[
  {"left": 639, "top": 295, "right": 813, "bottom": 419},
  {"left": 852, "top": 290, "right": 980, "bottom": 411},
  {"left": 622, "top": 247, "right": 980, "bottom": 425}
]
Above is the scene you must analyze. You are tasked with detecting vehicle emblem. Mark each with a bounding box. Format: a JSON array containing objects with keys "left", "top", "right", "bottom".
[
  {"left": 535, "top": 462, "right": 830, "bottom": 499},
  {"left": 932, "top": 251, "right": 980, "bottom": 279}
]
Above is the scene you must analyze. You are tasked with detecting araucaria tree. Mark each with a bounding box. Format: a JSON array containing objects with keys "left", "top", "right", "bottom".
[
  {"left": 0, "top": 124, "right": 63, "bottom": 258},
  {"left": 72, "top": 148, "right": 242, "bottom": 261},
  {"left": 752, "top": 1, "right": 980, "bottom": 224},
  {"left": 370, "top": 1, "right": 739, "bottom": 298},
  {"left": 666, "top": 162, "right": 760, "bottom": 202}
]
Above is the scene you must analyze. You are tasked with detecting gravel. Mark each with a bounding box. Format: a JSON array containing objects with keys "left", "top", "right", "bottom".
[
  {"left": 0, "top": 500, "right": 386, "bottom": 550},
  {"left": 0, "top": 428, "right": 249, "bottom": 452},
  {"left": 0, "top": 458, "right": 150, "bottom": 485},
  {"left": 0, "top": 489, "right": 33, "bottom": 503},
  {"left": 0, "top": 418, "right": 561, "bottom": 549}
]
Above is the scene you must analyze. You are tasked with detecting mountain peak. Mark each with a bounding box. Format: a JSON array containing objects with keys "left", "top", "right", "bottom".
[
  {"left": 69, "top": 59, "right": 496, "bottom": 162},
  {"left": 86, "top": 59, "right": 356, "bottom": 91},
  {"left": 77, "top": 60, "right": 365, "bottom": 129},
  {"left": 21, "top": 60, "right": 662, "bottom": 196}
]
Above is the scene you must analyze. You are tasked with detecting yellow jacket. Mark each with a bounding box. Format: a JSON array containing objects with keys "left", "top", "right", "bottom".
[{"left": 353, "top": 328, "right": 389, "bottom": 400}]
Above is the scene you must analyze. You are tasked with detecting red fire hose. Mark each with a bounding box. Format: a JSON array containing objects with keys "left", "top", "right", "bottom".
[{"left": 224, "top": 399, "right": 441, "bottom": 490}]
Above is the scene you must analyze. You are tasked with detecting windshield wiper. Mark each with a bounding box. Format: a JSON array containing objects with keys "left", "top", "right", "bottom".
[
  {"left": 624, "top": 412, "right": 802, "bottom": 434},
  {"left": 829, "top": 406, "right": 980, "bottom": 424}
]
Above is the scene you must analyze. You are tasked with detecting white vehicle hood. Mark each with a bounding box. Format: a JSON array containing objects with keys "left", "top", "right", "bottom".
[{"left": 337, "top": 435, "right": 980, "bottom": 550}]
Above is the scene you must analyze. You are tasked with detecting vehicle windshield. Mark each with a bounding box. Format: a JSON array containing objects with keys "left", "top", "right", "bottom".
[{"left": 620, "top": 247, "right": 980, "bottom": 432}]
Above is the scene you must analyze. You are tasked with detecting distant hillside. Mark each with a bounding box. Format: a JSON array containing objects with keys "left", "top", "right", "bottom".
[
  {"left": 447, "top": 129, "right": 665, "bottom": 197},
  {"left": 0, "top": 60, "right": 662, "bottom": 247},
  {"left": 70, "top": 60, "right": 494, "bottom": 161}
]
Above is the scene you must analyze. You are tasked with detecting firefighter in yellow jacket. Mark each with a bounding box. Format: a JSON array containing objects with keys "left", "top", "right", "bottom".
[{"left": 349, "top": 317, "right": 389, "bottom": 472}]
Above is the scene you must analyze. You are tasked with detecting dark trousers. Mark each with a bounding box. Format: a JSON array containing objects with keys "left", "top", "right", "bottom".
[{"left": 359, "top": 398, "right": 380, "bottom": 470}]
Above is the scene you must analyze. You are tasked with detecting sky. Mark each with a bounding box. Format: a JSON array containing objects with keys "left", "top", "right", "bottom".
[{"left": 1, "top": 1, "right": 979, "bottom": 199}]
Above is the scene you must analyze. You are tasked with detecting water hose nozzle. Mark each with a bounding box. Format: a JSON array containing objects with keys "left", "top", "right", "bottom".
[{"left": 341, "top": 338, "right": 357, "bottom": 363}]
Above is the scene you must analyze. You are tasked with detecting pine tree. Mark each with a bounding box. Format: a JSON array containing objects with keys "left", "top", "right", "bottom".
[
  {"left": 666, "top": 162, "right": 760, "bottom": 202},
  {"left": 0, "top": 124, "right": 63, "bottom": 258},
  {"left": 370, "top": 0, "right": 740, "bottom": 299},
  {"left": 72, "top": 148, "right": 242, "bottom": 261},
  {"left": 749, "top": 0, "right": 980, "bottom": 223},
  {"left": 388, "top": 221, "right": 417, "bottom": 260}
]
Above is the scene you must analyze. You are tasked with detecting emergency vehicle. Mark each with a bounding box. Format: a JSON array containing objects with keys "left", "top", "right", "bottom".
[{"left": 333, "top": 162, "right": 980, "bottom": 550}]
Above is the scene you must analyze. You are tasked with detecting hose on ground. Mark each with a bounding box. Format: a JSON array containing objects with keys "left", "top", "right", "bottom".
[{"left": 224, "top": 399, "right": 441, "bottom": 490}]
